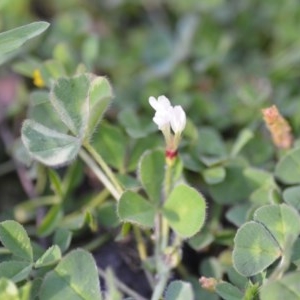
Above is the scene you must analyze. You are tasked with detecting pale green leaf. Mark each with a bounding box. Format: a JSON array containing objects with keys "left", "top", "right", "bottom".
[
  {"left": 202, "top": 166, "right": 226, "bottom": 185},
  {"left": 40, "top": 249, "right": 102, "bottom": 300},
  {"left": 216, "top": 282, "right": 243, "bottom": 300},
  {"left": 22, "top": 120, "right": 80, "bottom": 167},
  {"left": 139, "top": 149, "right": 165, "bottom": 205},
  {"left": 233, "top": 221, "right": 281, "bottom": 277},
  {"left": 165, "top": 280, "right": 194, "bottom": 300},
  {"left": 91, "top": 122, "right": 126, "bottom": 171},
  {"left": 0, "top": 220, "right": 33, "bottom": 262},
  {"left": 53, "top": 228, "right": 72, "bottom": 253},
  {"left": 275, "top": 147, "right": 300, "bottom": 184},
  {"left": 0, "top": 22, "right": 49, "bottom": 58},
  {"left": 260, "top": 272, "right": 300, "bottom": 300},
  {"left": 283, "top": 185, "right": 300, "bottom": 211},
  {"left": 0, "top": 278, "right": 19, "bottom": 300},
  {"left": 87, "top": 76, "right": 112, "bottom": 137},
  {"left": 50, "top": 74, "right": 90, "bottom": 136},
  {"left": 0, "top": 261, "right": 32, "bottom": 283},
  {"left": 254, "top": 204, "right": 300, "bottom": 248},
  {"left": 163, "top": 185, "right": 206, "bottom": 238},
  {"left": 35, "top": 245, "right": 62, "bottom": 268},
  {"left": 117, "top": 191, "right": 155, "bottom": 228}
]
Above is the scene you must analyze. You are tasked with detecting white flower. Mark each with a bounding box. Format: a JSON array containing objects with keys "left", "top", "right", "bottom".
[
  {"left": 149, "top": 95, "right": 173, "bottom": 130},
  {"left": 170, "top": 105, "right": 186, "bottom": 134},
  {"left": 149, "top": 95, "right": 186, "bottom": 156},
  {"left": 149, "top": 95, "right": 171, "bottom": 112}
]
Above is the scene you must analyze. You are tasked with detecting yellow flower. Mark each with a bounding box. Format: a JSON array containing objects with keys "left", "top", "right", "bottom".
[{"left": 33, "top": 69, "right": 45, "bottom": 88}]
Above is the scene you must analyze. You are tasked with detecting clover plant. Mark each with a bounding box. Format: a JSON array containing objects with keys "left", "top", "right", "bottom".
[{"left": 2, "top": 3, "right": 300, "bottom": 300}]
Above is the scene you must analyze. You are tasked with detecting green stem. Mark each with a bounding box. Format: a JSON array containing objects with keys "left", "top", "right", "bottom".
[
  {"left": 151, "top": 271, "right": 169, "bottom": 300},
  {"left": 84, "top": 143, "right": 124, "bottom": 195},
  {"left": 79, "top": 149, "right": 121, "bottom": 200},
  {"left": 98, "top": 267, "right": 148, "bottom": 300},
  {"left": 161, "top": 162, "right": 173, "bottom": 250},
  {"left": 83, "top": 233, "right": 111, "bottom": 252},
  {"left": 151, "top": 161, "right": 175, "bottom": 300}
]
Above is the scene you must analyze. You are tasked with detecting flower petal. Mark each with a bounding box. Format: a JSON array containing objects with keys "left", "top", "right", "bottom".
[
  {"left": 170, "top": 105, "right": 186, "bottom": 133},
  {"left": 149, "top": 95, "right": 171, "bottom": 112},
  {"left": 149, "top": 96, "right": 159, "bottom": 110}
]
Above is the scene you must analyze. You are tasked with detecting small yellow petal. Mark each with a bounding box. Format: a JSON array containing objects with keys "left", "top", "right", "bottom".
[{"left": 33, "top": 69, "right": 45, "bottom": 88}]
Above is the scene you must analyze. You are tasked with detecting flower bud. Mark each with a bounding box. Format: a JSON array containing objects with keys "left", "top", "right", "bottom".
[{"left": 262, "top": 105, "right": 293, "bottom": 149}]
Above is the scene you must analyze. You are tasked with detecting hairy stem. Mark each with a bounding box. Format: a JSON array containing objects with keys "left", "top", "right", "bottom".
[
  {"left": 84, "top": 143, "right": 124, "bottom": 195},
  {"left": 79, "top": 149, "right": 121, "bottom": 200}
]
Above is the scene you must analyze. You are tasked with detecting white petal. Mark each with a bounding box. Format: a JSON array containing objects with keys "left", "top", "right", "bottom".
[
  {"left": 149, "top": 95, "right": 171, "bottom": 112},
  {"left": 170, "top": 106, "right": 186, "bottom": 133},
  {"left": 149, "top": 96, "right": 159, "bottom": 110},
  {"left": 153, "top": 110, "right": 171, "bottom": 129},
  {"left": 157, "top": 95, "right": 171, "bottom": 110}
]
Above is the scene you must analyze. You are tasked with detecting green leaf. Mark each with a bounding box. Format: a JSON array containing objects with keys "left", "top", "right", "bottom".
[
  {"left": 165, "top": 280, "right": 194, "bottom": 300},
  {"left": 21, "top": 120, "right": 80, "bottom": 167},
  {"left": 48, "top": 169, "right": 63, "bottom": 198},
  {"left": 0, "top": 220, "right": 33, "bottom": 262},
  {"left": 275, "top": 147, "right": 300, "bottom": 184},
  {"left": 91, "top": 122, "right": 126, "bottom": 171},
  {"left": 0, "top": 261, "right": 32, "bottom": 283},
  {"left": 226, "top": 267, "right": 248, "bottom": 290},
  {"left": 209, "top": 165, "right": 254, "bottom": 204},
  {"left": 118, "top": 109, "right": 156, "bottom": 138},
  {"left": 35, "top": 245, "right": 62, "bottom": 268},
  {"left": 202, "top": 166, "right": 226, "bottom": 185},
  {"left": 127, "top": 136, "right": 161, "bottom": 172},
  {"left": 215, "top": 282, "right": 243, "bottom": 300},
  {"left": 226, "top": 204, "right": 252, "bottom": 227},
  {"left": 50, "top": 74, "right": 90, "bottom": 136},
  {"left": 253, "top": 204, "right": 300, "bottom": 248},
  {"left": 40, "top": 249, "right": 102, "bottom": 300},
  {"left": 50, "top": 74, "right": 112, "bottom": 139},
  {"left": 163, "top": 185, "right": 206, "bottom": 238},
  {"left": 197, "top": 127, "right": 227, "bottom": 163},
  {"left": 139, "top": 149, "right": 165, "bottom": 205},
  {"left": 260, "top": 272, "right": 300, "bottom": 300},
  {"left": 230, "top": 128, "right": 254, "bottom": 157},
  {"left": 233, "top": 221, "right": 281, "bottom": 277},
  {"left": 0, "top": 278, "right": 19, "bottom": 300},
  {"left": 22, "top": 73, "right": 113, "bottom": 167},
  {"left": 0, "top": 21, "right": 49, "bottom": 57},
  {"left": 188, "top": 228, "right": 214, "bottom": 251},
  {"left": 117, "top": 191, "right": 155, "bottom": 228},
  {"left": 97, "top": 202, "right": 120, "bottom": 228},
  {"left": 283, "top": 185, "right": 300, "bottom": 211},
  {"left": 37, "top": 205, "right": 63, "bottom": 237},
  {"left": 28, "top": 90, "right": 68, "bottom": 133},
  {"left": 87, "top": 76, "right": 113, "bottom": 137},
  {"left": 53, "top": 228, "right": 72, "bottom": 253}
]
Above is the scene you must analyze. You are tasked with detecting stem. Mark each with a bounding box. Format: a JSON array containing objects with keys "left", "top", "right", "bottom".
[
  {"left": 151, "top": 160, "right": 175, "bottom": 300},
  {"left": 161, "top": 161, "right": 173, "bottom": 250},
  {"left": 83, "top": 233, "right": 110, "bottom": 252},
  {"left": 133, "top": 226, "right": 155, "bottom": 288},
  {"left": 79, "top": 150, "right": 121, "bottom": 201},
  {"left": 84, "top": 143, "right": 124, "bottom": 195},
  {"left": 151, "top": 271, "right": 169, "bottom": 300},
  {"left": 98, "top": 267, "right": 148, "bottom": 300},
  {"left": 133, "top": 226, "right": 147, "bottom": 261}
]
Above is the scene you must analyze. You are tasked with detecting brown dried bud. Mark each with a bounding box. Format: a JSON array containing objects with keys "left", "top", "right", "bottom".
[
  {"left": 262, "top": 105, "right": 293, "bottom": 149},
  {"left": 199, "top": 276, "right": 218, "bottom": 292}
]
